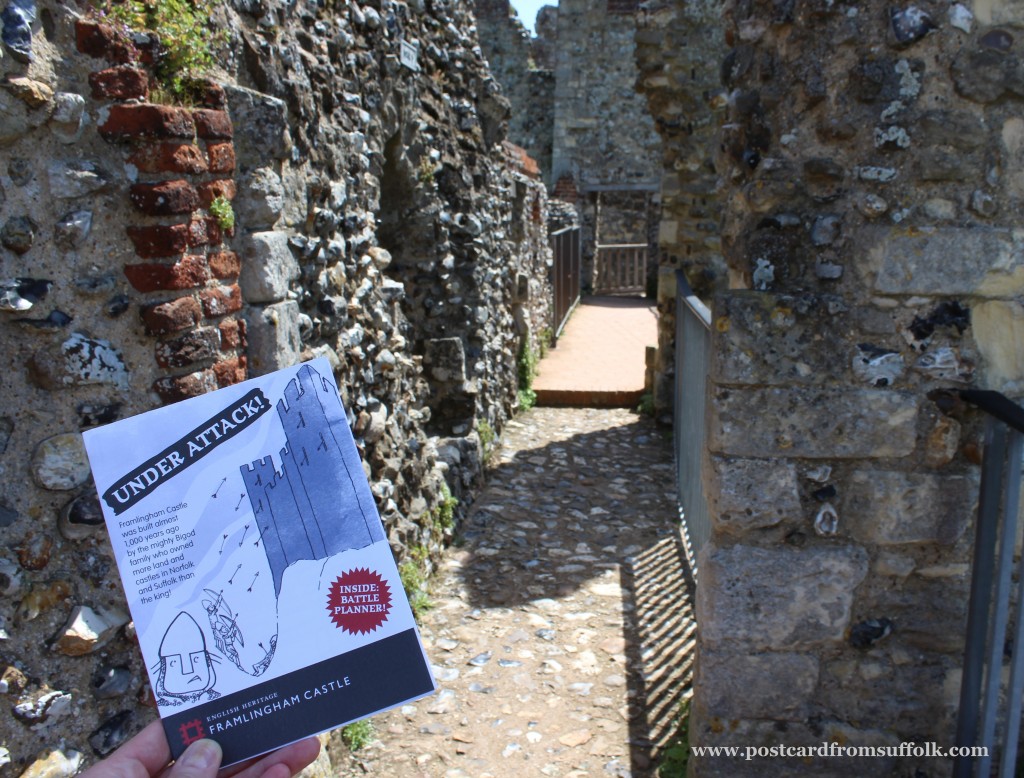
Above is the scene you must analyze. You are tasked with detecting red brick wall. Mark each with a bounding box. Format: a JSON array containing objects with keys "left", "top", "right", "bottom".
[{"left": 76, "top": 20, "right": 245, "bottom": 405}]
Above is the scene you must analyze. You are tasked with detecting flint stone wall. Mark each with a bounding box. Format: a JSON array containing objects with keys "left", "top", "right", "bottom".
[{"left": 0, "top": 0, "right": 551, "bottom": 771}]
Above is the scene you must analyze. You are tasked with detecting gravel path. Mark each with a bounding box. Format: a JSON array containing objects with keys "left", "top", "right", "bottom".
[{"left": 333, "top": 407, "right": 695, "bottom": 777}]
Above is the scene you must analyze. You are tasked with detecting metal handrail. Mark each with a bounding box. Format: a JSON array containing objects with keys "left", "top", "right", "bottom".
[
  {"left": 673, "top": 269, "right": 711, "bottom": 577},
  {"left": 953, "top": 389, "right": 1024, "bottom": 777}
]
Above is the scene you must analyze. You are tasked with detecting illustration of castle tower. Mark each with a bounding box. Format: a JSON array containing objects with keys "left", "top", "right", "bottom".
[{"left": 241, "top": 365, "right": 385, "bottom": 595}]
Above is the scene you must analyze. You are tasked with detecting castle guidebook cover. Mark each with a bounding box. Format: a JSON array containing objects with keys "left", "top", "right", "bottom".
[{"left": 82, "top": 358, "right": 436, "bottom": 765}]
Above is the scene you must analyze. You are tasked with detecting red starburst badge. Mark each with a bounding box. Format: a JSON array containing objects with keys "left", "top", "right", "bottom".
[{"left": 326, "top": 568, "right": 393, "bottom": 635}]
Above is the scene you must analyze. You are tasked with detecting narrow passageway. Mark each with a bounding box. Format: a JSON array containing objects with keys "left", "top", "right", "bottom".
[{"left": 337, "top": 407, "right": 695, "bottom": 777}]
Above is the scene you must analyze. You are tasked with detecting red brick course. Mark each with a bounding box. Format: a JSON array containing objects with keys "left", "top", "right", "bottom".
[
  {"left": 99, "top": 104, "right": 196, "bottom": 142},
  {"left": 124, "top": 255, "right": 210, "bottom": 293},
  {"left": 219, "top": 318, "right": 246, "bottom": 349},
  {"left": 127, "top": 223, "right": 190, "bottom": 258},
  {"left": 206, "top": 142, "right": 236, "bottom": 174},
  {"left": 83, "top": 41, "right": 242, "bottom": 404},
  {"left": 213, "top": 356, "right": 247, "bottom": 387},
  {"left": 129, "top": 180, "right": 200, "bottom": 216},
  {"left": 140, "top": 296, "right": 202, "bottom": 335},
  {"left": 75, "top": 20, "right": 136, "bottom": 63},
  {"left": 198, "top": 180, "right": 237, "bottom": 207},
  {"left": 200, "top": 285, "right": 242, "bottom": 318},
  {"left": 208, "top": 251, "right": 241, "bottom": 279},
  {"left": 128, "top": 143, "right": 208, "bottom": 175},
  {"left": 188, "top": 219, "right": 213, "bottom": 248},
  {"left": 193, "top": 82, "right": 227, "bottom": 110},
  {"left": 200, "top": 217, "right": 226, "bottom": 247},
  {"left": 192, "top": 109, "right": 233, "bottom": 140},
  {"left": 89, "top": 67, "right": 149, "bottom": 101}
]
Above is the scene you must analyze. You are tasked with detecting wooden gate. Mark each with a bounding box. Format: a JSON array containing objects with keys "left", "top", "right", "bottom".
[{"left": 594, "top": 243, "right": 648, "bottom": 295}]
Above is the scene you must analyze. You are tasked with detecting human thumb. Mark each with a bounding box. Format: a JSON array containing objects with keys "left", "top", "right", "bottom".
[{"left": 169, "top": 739, "right": 222, "bottom": 778}]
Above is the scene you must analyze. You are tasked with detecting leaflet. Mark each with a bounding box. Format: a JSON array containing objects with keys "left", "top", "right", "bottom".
[{"left": 83, "top": 358, "right": 435, "bottom": 766}]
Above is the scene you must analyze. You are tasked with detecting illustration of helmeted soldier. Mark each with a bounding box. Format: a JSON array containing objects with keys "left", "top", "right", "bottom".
[{"left": 153, "top": 611, "right": 220, "bottom": 706}]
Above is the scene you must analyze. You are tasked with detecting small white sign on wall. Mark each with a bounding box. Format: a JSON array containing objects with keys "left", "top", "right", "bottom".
[{"left": 399, "top": 39, "right": 420, "bottom": 71}]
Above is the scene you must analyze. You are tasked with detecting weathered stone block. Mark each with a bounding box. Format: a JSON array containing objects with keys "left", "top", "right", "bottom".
[
  {"left": 32, "top": 433, "right": 91, "bottom": 490},
  {"left": 245, "top": 301, "right": 301, "bottom": 375},
  {"left": 235, "top": 167, "right": 284, "bottom": 229},
  {"left": 709, "top": 386, "right": 918, "bottom": 458},
  {"left": 973, "top": 300, "right": 1024, "bottom": 391},
  {"left": 3, "top": 77, "right": 53, "bottom": 108},
  {"left": 842, "top": 470, "right": 975, "bottom": 546},
  {"left": 712, "top": 292, "right": 853, "bottom": 385},
  {"left": 868, "top": 577, "right": 969, "bottom": 654},
  {"left": 239, "top": 231, "right": 299, "bottom": 303},
  {"left": 707, "top": 456, "right": 801, "bottom": 535},
  {"left": 224, "top": 86, "right": 290, "bottom": 162},
  {"left": 864, "top": 226, "right": 1024, "bottom": 297},
  {"left": 696, "top": 543, "right": 868, "bottom": 650},
  {"left": 695, "top": 650, "right": 818, "bottom": 720},
  {"left": 425, "top": 337, "right": 467, "bottom": 382}
]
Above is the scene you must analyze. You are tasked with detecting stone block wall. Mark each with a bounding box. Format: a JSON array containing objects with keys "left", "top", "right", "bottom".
[
  {"left": 473, "top": 0, "right": 556, "bottom": 183},
  {"left": 0, "top": 0, "right": 551, "bottom": 771},
  {"left": 550, "top": 0, "right": 660, "bottom": 191},
  {"left": 635, "top": 0, "right": 725, "bottom": 414},
  {"left": 634, "top": 0, "right": 1024, "bottom": 775}
]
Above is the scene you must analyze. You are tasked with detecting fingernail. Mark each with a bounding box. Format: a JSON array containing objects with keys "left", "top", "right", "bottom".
[{"left": 179, "top": 739, "right": 221, "bottom": 771}]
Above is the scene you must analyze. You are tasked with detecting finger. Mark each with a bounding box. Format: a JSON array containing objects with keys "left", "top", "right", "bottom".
[
  {"left": 221, "top": 737, "right": 321, "bottom": 778},
  {"left": 166, "top": 739, "right": 222, "bottom": 778}
]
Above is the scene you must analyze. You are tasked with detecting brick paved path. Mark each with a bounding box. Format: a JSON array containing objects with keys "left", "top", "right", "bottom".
[{"left": 333, "top": 407, "right": 695, "bottom": 777}]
